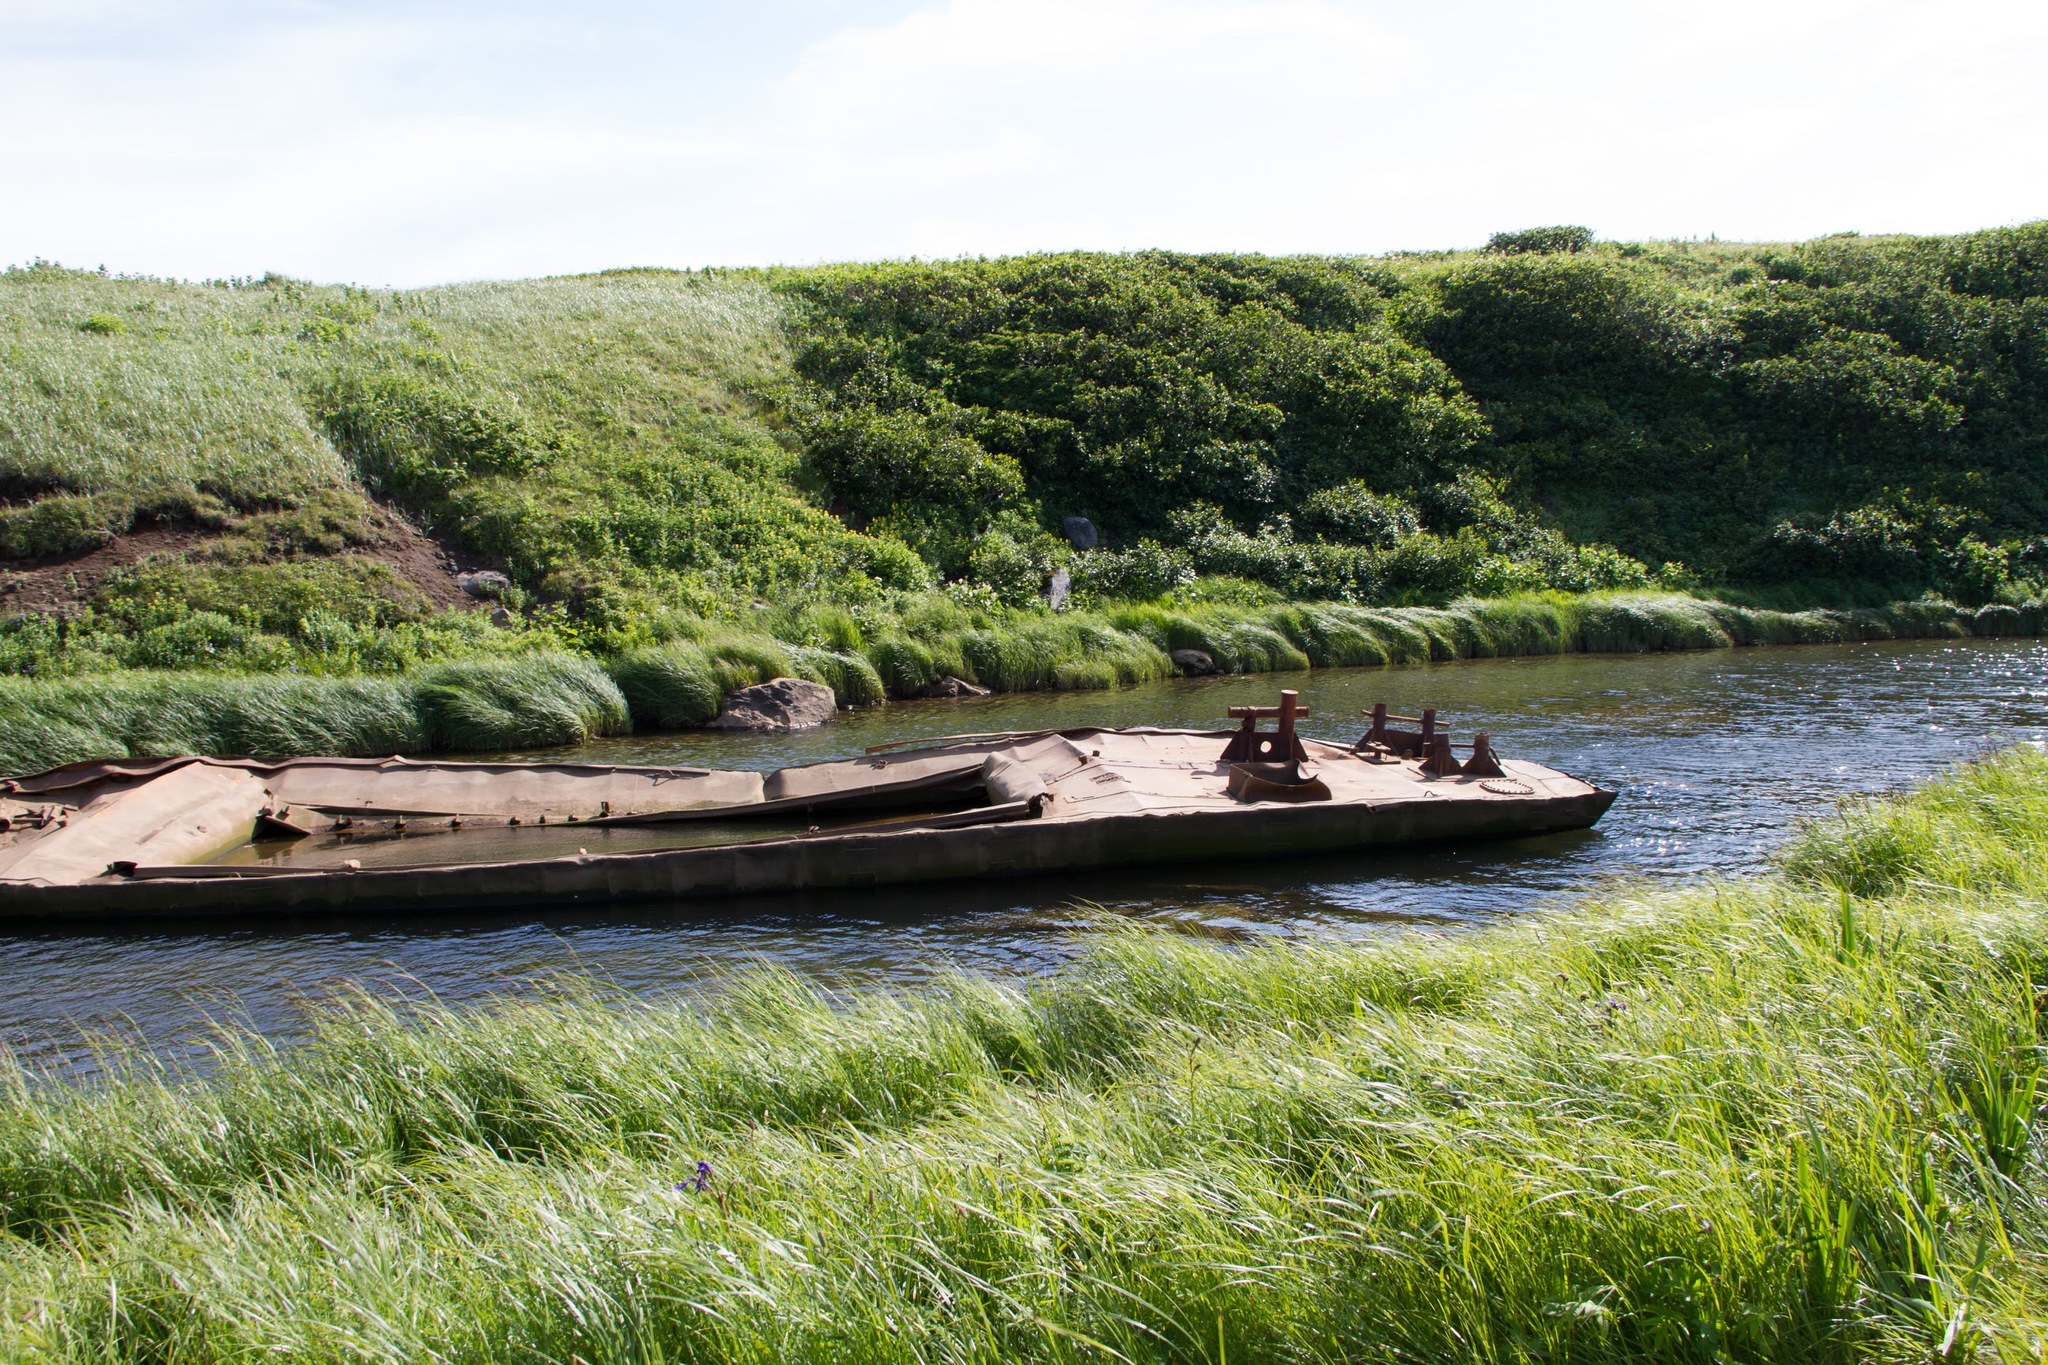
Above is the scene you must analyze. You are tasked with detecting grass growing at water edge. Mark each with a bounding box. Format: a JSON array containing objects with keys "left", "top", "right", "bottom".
[
  {"left": 5, "top": 748, "right": 2048, "bottom": 1361},
  {"left": 2, "top": 587, "right": 2039, "bottom": 776}
]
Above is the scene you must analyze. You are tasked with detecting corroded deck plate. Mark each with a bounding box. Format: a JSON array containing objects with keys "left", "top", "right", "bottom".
[{"left": 0, "top": 726, "right": 1616, "bottom": 921}]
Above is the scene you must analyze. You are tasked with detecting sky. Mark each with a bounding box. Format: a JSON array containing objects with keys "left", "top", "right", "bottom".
[{"left": 4, "top": 0, "right": 2046, "bottom": 286}]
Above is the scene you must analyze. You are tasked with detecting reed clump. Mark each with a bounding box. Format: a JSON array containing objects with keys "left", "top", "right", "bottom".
[
  {"left": 0, "top": 671, "right": 423, "bottom": 773},
  {"left": 4, "top": 749, "right": 2048, "bottom": 1361},
  {"left": 412, "top": 652, "right": 630, "bottom": 751}
]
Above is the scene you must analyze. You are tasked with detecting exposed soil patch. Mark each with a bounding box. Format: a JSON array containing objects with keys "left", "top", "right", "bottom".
[{"left": 0, "top": 503, "right": 480, "bottom": 616}]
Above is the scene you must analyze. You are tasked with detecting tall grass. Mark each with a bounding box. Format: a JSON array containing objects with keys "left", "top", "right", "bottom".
[
  {"left": 413, "top": 652, "right": 630, "bottom": 750},
  {"left": 0, "top": 267, "right": 351, "bottom": 515},
  {"left": 0, "top": 653, "right": 632, "bottom": 773},
  {"left": 6, "top": 750, "right": 2048, "bottom": 1361},
  {"left": 1779, "top": 743, "right": 2048, "bottom": 895},
  {"left": 0, "top": 671, "right": 422, "bottom": 772},
  {"left": 0, "top": 590, "right": 2038, "bottom": 776}
]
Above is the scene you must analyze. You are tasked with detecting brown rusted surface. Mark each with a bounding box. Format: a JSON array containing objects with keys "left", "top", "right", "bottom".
[
  {"left": 1359, "top": 703, "right": 1437, "bottom": 758},
  {"left": 1225, "top": 762, "right": 1333, "bottom": 803},
  {"left": 0, "top": 763, "right": 270, "bottom": 885},
  {"left": 0, "top": 712, "right": 1618, "bottom": 921},
  {"left": 1221, "top": 689, "right": 1312, "bottom": 763}
]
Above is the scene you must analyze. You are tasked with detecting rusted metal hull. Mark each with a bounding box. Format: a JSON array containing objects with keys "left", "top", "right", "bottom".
[{"left": 0, "top": 784, "right": 1614, "bottom": 923}]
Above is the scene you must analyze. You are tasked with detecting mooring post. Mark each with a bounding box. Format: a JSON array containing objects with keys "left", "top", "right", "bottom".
[{"left": 1276, "top": 690, "right": 1300, "bottom": 754}]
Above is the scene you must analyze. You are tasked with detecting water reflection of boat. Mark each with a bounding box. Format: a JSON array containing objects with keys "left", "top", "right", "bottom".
[{"left": 0, "top": 691, "right": 1614, "bottom": 922}]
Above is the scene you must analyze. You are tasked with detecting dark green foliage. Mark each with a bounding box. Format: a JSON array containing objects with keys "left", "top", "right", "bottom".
[
  {"left": 1068, "top": 540, "right": 1195, "bottom": 602},
  {"left": 776, "top": 253, "right": 1486, "bottom": 554},
  {"left": 772, "top": 226, "right": 2048, "bottom": 606},
  {"left": 964, "top": 524, "right": 1066, "bottom": 607},
  {"left": 314, "top": 370, "right": 561, "bottom": 504},
  {"left": 1486, "top": 225, "right": 1595, "bottom": 255},
  {"left": 1296, "top": 479, "right": 1421, "bottom": 545}
]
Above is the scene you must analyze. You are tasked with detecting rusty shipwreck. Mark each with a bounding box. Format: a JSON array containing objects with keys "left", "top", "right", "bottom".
[{"left": 0, "top": 692, "right": 1615, "bottom": 921}]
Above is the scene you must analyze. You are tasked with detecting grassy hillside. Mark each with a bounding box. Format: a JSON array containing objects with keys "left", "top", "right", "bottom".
[
  {"left": 0, "top": 265, "right": 916, "bottom": 611},
  {"left": 8, "top": 223, "right": 2045, "bottom": 622},
  {"left": 1, "top": 227, "right": 2045, "bottom": 770},
  {"left": 6, "top": 747, "right": 2048, "bottom": 1361}
]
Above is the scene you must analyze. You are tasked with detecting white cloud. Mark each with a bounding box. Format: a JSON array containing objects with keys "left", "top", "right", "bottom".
[{"left": 1, "top": 0, "right": 2043, "bottom": 284}]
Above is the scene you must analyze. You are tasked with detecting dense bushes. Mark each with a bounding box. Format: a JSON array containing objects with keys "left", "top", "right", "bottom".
[
  {"left": 776, "top": 253, "right": 1487, "bottom": 554},
  {"left": 778, "top": 227, "right": 2048, "bottom": 607}
]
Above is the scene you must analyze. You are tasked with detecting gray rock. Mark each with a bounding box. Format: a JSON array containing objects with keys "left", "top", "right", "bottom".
[
  {"left": 1044, "top": 565, "right": 1071, "bottom": 610},
  {"left": 708, "top": 677, "right": 839, "bottom": 731},
  {"left": 1170, "top": 648, "right": 1217, "bottom": 675},
  {"left": 1061, "top": 516, "right": 1098, "bottom": 551},
  {"left": 457, "top": 569, "right": 512, "bottom": 600},
  {"left": 488, "top": 605, "right": 516, "bottom": 628},
  {"left": 925, "top": 675, "right": 991, "bottom": 699}
]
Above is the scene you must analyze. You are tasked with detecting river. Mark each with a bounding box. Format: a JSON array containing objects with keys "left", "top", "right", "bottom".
[{"left": 5, "top": 637, "right": 2045, "bottom": 1074}]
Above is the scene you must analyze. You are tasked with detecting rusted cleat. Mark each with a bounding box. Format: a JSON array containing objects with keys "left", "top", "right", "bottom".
[
  {"left": 1421, "top": 734, "right": 1463, "bottom": 777},
  {"left": 1358, "top": 703, "right": 1436, "bottom": 758},
  {"left": 1462, "top": 732, "right": 1507, "bottom": 779},
  {"left": 1222, "top": 689, "right": 1312, "bottom": 763}
]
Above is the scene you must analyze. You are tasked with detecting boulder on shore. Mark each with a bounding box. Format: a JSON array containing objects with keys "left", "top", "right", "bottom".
[
  {"left": 708, "top": 677, "right": 839, "bottom": 731},
  {"left": 1170, "top": 648, "right": 1217, "bottom": 676},
  {"left": 456, "top": 569, "right": 512, "bottom": 600}
]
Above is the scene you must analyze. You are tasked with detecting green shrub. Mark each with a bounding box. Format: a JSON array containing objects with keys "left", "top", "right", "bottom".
[
  {"left": 128, "top": 610, "right": 252, "bottom": 668},
  {"left": 315, "top": 370, "right": 560, "bottom": 504},
  {"left": 1485, "top": 224, "right": 1594, "bottom": 254},
  {"left": 0, "top": 492, "right": 123, "bottom": 558},
  {"left": 1296, "top": 480, "right": 1420, "bottom": 546},
  {"left": 965, "top": 528, "right": 1063, "bottom": 609},
  {"left": 1068, "top": 541, "right": 1194, "bottom": 602}
]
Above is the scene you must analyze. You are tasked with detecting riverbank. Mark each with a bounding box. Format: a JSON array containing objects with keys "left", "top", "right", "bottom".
[
  {"left": 3, "top": 748, "right": 2045, "bottom": 1360},
  {"left": 1, "top": 588, "right": 2041, "bottom": 778}
]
